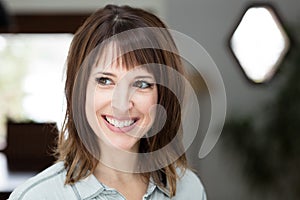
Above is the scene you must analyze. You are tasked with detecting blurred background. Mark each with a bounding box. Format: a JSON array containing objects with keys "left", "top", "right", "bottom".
[{"left": 0, "top": 0, "right": 299, "bottom": 199}]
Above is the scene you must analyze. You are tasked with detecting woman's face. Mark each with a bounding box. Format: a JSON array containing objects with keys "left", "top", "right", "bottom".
[{"left": 86, "top": 58, "right": 158, "bottom": 152}]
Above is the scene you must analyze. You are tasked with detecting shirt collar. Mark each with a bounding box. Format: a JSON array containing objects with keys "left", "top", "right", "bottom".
[
  {"left": 74, "top": 173, "right": 171, "bottom": 199},
  {"left": 148, "top": 178, "right": 171, "bottom": 198},
  {"left": 73, "top": 173, "right": 105, "bottom": 199}
]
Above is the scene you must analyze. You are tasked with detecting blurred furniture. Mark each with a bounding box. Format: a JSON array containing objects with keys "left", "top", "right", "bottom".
[
  {"left": 0, "top": 153, "right": 36, "bottom": 199},
  {"left": 0, "top": 121, "right": 58, "bottom": 199},
  {"left": 2, "top": 121, "right": 58, "bottom": 171}
]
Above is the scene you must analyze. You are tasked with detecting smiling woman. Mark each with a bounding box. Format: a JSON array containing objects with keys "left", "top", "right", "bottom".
[{"left": 9, "top": 4, "right": 206, "bottom": 200}]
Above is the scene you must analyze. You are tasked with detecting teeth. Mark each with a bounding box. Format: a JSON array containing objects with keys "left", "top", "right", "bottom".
[{"left": 105, "top": 116, "right": 135, "bottom": 128}]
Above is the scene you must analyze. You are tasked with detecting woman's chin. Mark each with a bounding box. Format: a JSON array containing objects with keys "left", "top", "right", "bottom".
[{"left": 104, "top": 137, "right": 139, "bottom": 153}]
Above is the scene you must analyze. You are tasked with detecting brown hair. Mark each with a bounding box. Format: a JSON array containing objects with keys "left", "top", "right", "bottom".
[{"left": 57, "top": 4, "right": 187, "bottom": 197}]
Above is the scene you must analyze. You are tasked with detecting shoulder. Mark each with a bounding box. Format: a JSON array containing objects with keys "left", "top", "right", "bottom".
[
  {"left": 174, "top": 168, "right": 207, "bottom": 200},
  {"left": 8, "top": 161, "right": 75, "bottom": 200}
]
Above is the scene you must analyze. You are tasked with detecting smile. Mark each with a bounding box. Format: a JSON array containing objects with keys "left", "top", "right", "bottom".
[{"left": 103, "top": 115, "right": 137, "bottom": 128}]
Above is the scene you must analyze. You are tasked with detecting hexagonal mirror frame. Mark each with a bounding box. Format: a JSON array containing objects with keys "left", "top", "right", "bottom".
[{"left": 229, "top": 3, "right": 290, "bottom": 84}]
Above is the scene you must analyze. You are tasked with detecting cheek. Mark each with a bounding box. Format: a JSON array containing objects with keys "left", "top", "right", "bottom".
[
  {"left": 135, "top": 90, "right": 158, "bottom": 117},
  {"left": 93, "top": 89, "right": 112, "bottom": 112}
]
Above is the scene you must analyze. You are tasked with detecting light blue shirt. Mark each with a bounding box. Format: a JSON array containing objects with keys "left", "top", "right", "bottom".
[{"left": 9, "top": 162, "right": 207, "bottom": 200}]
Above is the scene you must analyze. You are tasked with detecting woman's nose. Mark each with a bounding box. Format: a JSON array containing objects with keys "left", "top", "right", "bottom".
[{"left": 111, "top": 84, "right": 134, "bottom": 113}]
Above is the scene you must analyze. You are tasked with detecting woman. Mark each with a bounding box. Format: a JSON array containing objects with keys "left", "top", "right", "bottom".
[{"left": 9, "top": 5, "right": 206, "bottom": 200}]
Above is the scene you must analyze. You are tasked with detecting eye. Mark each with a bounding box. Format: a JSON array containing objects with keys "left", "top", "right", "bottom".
[
  {"left": 95, "top": 77, "right": 113, "bottom": 86},
  {"left": 133, "top": 80, "right": 154, "bottom": 89}
]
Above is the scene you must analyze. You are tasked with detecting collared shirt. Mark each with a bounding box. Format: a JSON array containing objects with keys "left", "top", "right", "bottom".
[{"left": 9, "top": 162, "right": 207, "bottom": 200}]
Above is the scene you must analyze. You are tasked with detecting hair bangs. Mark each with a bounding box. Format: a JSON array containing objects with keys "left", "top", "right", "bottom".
[{"left": 95, "top": 36, "right": 164, "bottom": 77}]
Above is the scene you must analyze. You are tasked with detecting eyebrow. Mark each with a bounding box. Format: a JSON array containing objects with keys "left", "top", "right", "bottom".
[
  {"left": 96, "top": 72, "right": 117, "bottom": 77},
  {"left": 96, "top": 72, "right": 154, "bottom": 79},
  {"left": 134, "top": 75, "right": 154, "bottom": 79}
]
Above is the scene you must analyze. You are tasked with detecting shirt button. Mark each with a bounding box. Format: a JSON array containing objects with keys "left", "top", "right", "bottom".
[{"left": 104, "top": 190, "right": 117, "bottom": 195}]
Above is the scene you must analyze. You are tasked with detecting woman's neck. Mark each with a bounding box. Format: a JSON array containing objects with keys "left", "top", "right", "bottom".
[
  {"left": 94, "top": 141, "right": 149, "bottom": 199},
  {"left": 93, "top": 160, "right": 149, "bottom": 200},
  {"left": 97, "top": 140, "right": 140, "bottom": 173},
  {"left": 94, "top": 161, "right": 143, "bottom": 183}
]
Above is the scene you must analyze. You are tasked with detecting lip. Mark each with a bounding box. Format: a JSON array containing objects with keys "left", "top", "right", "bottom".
[{"left": 102, "top": 115, "right": 139, "bottom": 133}]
